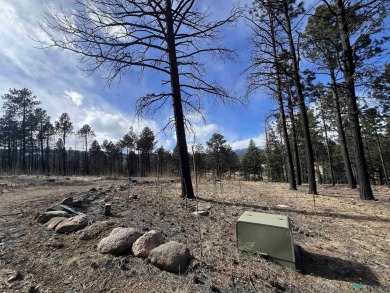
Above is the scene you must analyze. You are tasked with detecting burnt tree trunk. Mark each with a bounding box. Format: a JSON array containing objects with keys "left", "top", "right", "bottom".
[{"left": 166, "top": 0, "right": 195, "bottom": 199}]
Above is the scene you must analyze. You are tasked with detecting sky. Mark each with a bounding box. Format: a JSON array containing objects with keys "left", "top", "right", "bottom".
[{"left": 0, "top": 0, "right": 387, "bottom": 151}]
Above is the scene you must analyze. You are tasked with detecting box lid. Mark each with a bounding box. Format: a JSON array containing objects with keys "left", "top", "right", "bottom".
[{"left": 237, "top": 211, "right": 290, "bottom": 229}]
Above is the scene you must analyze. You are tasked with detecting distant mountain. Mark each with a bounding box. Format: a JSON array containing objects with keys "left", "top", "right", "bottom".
[{"left": 234, "top": 148, "right": 247, "bottom": 155}]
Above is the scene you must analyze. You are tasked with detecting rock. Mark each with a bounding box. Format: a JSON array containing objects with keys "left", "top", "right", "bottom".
[
  {"left": 45, "top": 217, "right": 67, "bottom": 230},
  {"left": 60, "top": 196, "right": 73, "bottom": 205},
  {"left": 191, "top": 210, "right": 210, "bottom": 216},
  {"left": 90, "top": 187, "right": 97, "bottom": 192},
  {"left": 47, "top": 242, "right": 64, "bottom": 249},
  {"left": 55, "top": 214, "right": 88, "bottom": 233},
  {"left": 148, "top": 241, "right": 191, "bottom": 273},
  {"left": 79, "top": 220, "right": 118, "bottom": 240},
  {"left": 7, "top": 271, "right": 22, "bottom": 283},
  {"left": 132, "top": 230, "right": 166, "bottom": 257},
  {"left": 198, "top": 203, "right": 212, "bottom": 211},
  {"left": 37, "top": 211, "right": 70, "bottom": 224},
  {"left": 189, "top": 203, "right": 212, "bottom": 213},
  {"left": 97, "top": 227, "right": 142, "bottom": 255},
  {"left": 46, "top": 205, "right": 60, "bottom": 212},
  {"left": 59, "top": 204, "right": 81, "bottom": 215}
]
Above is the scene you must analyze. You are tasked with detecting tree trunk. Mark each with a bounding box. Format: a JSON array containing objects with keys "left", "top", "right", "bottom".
[
  {"left": 22, "top": 107, "right": 26, "bottom": 171},
  {"left": 283, "top": 2, "right": 317, "bottom": 194},
  {"left": 335, "top": 0, "right": 374, "bottom": 199},
  {"left": 287, "top": 94, "right": 302, "bottom": 185},
  {"left": 320, "top": 107, "right": 335, "bottom": 186},
  {"left": 330, "top": 68, "right": 356, "bottom": 188},
  {"left": 63, "top": 133, "right": 67, "bottom": 175},
  {"left": 270, "top": 12, "right": 296, "bottom": 190},
  {"left": 374, "top": 129, "right": 389, "bottom": 186},
  {"left": 165, "top": 0, "right": 195, "bottom": 198}
]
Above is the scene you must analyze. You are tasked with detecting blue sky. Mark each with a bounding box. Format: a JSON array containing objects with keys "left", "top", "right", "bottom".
[
  {"left": 0, "top": 0, "right": 387, "bottom": 151},
  {"left": 0, "top": 0, "right": 275, "bottom": 151}
]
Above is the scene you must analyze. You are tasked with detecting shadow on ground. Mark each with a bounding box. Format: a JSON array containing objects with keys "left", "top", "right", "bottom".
[{"left": 300, "top": 247, "right": 380, "bottom": 286}]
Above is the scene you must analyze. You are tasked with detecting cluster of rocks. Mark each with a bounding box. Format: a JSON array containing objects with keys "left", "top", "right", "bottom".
[
  {"left": 37, "top": 210, "right": 88, "bottom": 234},
  {"left": 36, "top": 193, "right": 193, "bottom": 274},
  {"left": 97, "top": 228, "right": 192, "bottom": 274}
]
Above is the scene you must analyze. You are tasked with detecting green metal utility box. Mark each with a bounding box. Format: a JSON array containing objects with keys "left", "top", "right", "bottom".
[{"left": 236, "top": 211, "right": 300, "bottom": 270}]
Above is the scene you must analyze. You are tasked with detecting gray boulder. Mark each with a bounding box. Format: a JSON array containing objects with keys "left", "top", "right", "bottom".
[
  {"left": 55, "top": 214, "right": 88, "bottom": 233},
  {"left": 132, "top": 230, "right": 166, "bottom": 257},
  {"left": 97, "top": 227, "right": 142, "bottom": 255},
  {"left": 149, "top": 241, "right": 191, "bottom": 273},
  {"left": 45, "top": 217, "right": 67, "bottom": 230},
  {"left": 37, "top": 211, "right": 70, "bottom": 224}
]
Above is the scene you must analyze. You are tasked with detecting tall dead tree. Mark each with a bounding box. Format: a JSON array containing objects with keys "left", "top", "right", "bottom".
[{"left": 37, "top": 0, "right": 239, "bottom": 198}]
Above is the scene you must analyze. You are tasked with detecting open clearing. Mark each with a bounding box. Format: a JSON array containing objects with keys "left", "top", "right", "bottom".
[{"left": 0, "top": 175, "right": 389, "bottom": 292}]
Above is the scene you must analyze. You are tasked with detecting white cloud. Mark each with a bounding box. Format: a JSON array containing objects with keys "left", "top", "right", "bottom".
[
  {"left": 187, "top": 123, "right": 218, "bottom": 144},
  {"left": 79, "top": 107, "right": 161, "bottom": 145},
  {"left": 229, "top": 133, "right": 266, "bottom": 150},
  {"left": 64, "top": 90, "right": 84, "bottom": 106}
]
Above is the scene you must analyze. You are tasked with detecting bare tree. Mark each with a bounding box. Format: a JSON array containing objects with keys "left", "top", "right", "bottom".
[{"left": 37, "top": 0, "right": 240, "bottom": 198}]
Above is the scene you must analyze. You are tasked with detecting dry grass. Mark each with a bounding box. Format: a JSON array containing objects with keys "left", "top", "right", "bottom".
[{"left": 0, "top": 175, "right": 389, "bottom": 292}]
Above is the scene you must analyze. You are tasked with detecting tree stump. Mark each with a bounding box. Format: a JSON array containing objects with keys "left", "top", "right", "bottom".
[{"left": 104, "top": 204, "right": 112, "bottom": 216}]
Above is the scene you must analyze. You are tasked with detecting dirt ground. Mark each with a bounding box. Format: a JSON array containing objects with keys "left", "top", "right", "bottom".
[{"left": 0, "top": 175, "right": 389, "bottom": 293}]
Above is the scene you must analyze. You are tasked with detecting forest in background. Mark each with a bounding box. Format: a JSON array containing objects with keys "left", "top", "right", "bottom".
[{"left": 0, "top": 81, "right": 389, "bottom": 191}]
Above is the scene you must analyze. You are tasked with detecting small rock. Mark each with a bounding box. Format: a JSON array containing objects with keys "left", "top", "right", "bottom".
[
  {"left": 45, "top": 217, "right": 67, "bottom": 230},
  {"left": 129, "top": 194, "right": 138, "bottom": 199},
  {"left": 90, "top": 187, "right": 97, "bottom": 192},
  {"left": 132, "top": 230, "right": 166, "bottom": 257},
  {"left": 37, "top": 211, "right": 70, "bottom": 224},
  {"left": 60, "top": 196, "right": 73, "bottom": 205},
  {"left": 191, "top": 210, "right": 210, "bottom": 216},
  {"left": 47, "top": 242, "right": 64, "bottom": 249},
  {"left": 55, "top": 214, "right": 88, "bottom": 233},
  {"left": 97, "top": 227, "right": 143, "bottom": 255},
  {"left": 7, "top": 271, "right": 22, "bottom": 282},
  {"left": 149, "top": 241, "right": 191, "bottom": 273}
]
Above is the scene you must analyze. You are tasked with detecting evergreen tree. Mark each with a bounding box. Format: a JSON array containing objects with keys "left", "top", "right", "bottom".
[
  {"left": 1, "top": 88, "right": 41, "bottom": 171},
  {"left": 241, "top": 139, "right": 262, "bottom": 180},
  {"left": 77, "top": 124, "right": 95, "bottom": 174},
  {"left": 55, "top": 113, "right": 73, "bottom": 175}
]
